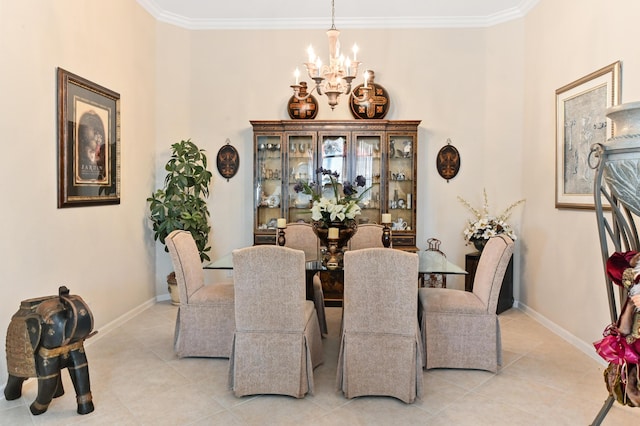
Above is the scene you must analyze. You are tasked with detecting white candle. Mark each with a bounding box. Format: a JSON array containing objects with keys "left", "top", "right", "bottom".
[
  {"left": 294, "top": 68, "right": 300, "bottom": 85},
  {"left": 345, "top": 57, "right": 351, "bottom": 76},
  {"left": 382, "top": 213, "right": 391, "bottom": 224},
  {"left": 363, "top": 71, "right": 369, "bottom": 88},
  {"left": 277, "top": 218, "right": 287, "bottom": 229},
  {"left": 328, "top": 227, "right": 339, "bottom": 239},
  {"left": 352, "top": 44, "right": 358, "bottom": 61},
  {"left": 307, "top": 45, "right": 315, "bottom": 63}
]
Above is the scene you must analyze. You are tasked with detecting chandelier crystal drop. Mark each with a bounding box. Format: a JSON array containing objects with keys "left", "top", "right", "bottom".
[{"left": 291, "top": 0, "right": 370, "bottom": 110}]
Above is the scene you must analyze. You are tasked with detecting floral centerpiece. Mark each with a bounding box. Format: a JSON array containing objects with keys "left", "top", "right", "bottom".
[
  {"left": 458, "top": 189, "right": 525, "bottom": 251},
  {"left": 293, "top": 167, "right": 370, "bottom": 228},
  {"left": 294, "top": 168, "right": 371, "bottom": 267}
]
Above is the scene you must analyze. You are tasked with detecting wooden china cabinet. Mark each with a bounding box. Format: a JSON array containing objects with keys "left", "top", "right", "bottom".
[{"left": 252, "top": 120, "right": 420, "bottom": 251}]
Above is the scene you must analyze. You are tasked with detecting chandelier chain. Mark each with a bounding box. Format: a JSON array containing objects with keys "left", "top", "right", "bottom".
[{"left": 330, "top": 0, "right": 336, "bottom": 30}]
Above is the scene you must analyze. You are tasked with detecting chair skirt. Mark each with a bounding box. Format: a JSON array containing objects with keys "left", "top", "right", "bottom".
[{"left": 336, "top": 330, "right": 423, "bottom": 403}]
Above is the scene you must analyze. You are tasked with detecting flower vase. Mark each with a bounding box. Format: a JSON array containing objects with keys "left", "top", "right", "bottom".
[
  {"left": 601, "top": 102, "right": 640, "bottom": 216},
  {"left": 312, "top": 220, "right": 358, "bottom": 269},
  {"left": 471, "top": 238, "right": 487, "bottom": 252}
]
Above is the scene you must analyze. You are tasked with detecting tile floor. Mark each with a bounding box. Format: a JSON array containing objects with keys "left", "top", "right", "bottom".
[{"left": 1, "top": 302, "right": 640, "bottom": 425}]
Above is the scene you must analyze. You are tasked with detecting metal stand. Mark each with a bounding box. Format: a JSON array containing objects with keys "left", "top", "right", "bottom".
[{"left": 590, "top": 142, "right": 640, "bottom": 425}]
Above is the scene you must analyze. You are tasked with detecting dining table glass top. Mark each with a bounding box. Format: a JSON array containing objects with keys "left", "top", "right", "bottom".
[{"left": 204, "top": 249, "right": 466, "bottom": 275}]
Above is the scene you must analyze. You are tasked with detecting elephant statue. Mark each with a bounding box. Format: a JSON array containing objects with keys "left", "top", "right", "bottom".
[{"left": 4, "top": 286, "right": 95, "bottom": 415}]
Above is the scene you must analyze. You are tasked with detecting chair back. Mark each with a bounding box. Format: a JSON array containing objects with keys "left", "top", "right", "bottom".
[
  {"left": 343, "top": 248, "right": 418, "bottom": 334},
  {"left": 349, "top": 224, "right": 384, "bottom": 251},
  {"left": 232, "top": 245, "right": 306, "bottom": 332},
  {"left": 166, "top": 230, "right": 205, "bottom": 303},
  {"left": 472, "top": 235, "right": 515, "bottom": 313},
  {"left": 284, "top": 222, "right": 319, "bottom": 261}
]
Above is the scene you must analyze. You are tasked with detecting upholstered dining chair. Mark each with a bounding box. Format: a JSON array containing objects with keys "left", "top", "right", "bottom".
[
  {"left": 419, "top": 234, "right": 514, "bottom": 373},
  {"left": 349, "top": 223, "right": 384, "bottom": 250},
  {"left": 336, "top": 248, "right": 423, "bottom": 403},
  {"left": 229, "top": 245, "right": 323, "bottom": 398},
  {"left": 165, "top": 230, "right": 235, "bottom": 358},
  {"left": 283, "top": 222, "right": 327, "bottom": 335}
]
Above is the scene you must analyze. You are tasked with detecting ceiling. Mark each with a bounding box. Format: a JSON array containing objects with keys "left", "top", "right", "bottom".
[{"left": 137, "top": 0, "right": 539, "bottom": 30}]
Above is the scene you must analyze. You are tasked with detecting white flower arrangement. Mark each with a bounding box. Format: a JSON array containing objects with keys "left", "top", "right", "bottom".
[
  {"left": 457, "top": 189, "right": 525, "bottom": 244},
  {"left": 294, "top": 168, "right": 370, "bottom": 227}
]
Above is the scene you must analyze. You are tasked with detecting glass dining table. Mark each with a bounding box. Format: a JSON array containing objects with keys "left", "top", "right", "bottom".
[
  {"left": 205, "top": 249, "right": 466, "bottom": 274},
  {"left": 204, "top": 249, "right": 467, "bottom": 305}
]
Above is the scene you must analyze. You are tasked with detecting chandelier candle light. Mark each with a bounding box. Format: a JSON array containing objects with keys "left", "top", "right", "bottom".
[{"left": 291, "top": 0, "right": 369, "bottom": 110}]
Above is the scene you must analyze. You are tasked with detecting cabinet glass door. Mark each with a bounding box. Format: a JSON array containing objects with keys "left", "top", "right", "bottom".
[
  {"left": 387, "top": 134, "right": 415, "bottom": 232},
  {"left": 354, "top": 133, "right": 382, "bottom": 225},
  {"left": 255, "top": 135, "right": 283, "bottom": 233},
  {"left": 286, "top": 133, "right": 315, "bottom": 223},
  {"left": 319, "top": 133, "right": 349, "bottom": 199}
]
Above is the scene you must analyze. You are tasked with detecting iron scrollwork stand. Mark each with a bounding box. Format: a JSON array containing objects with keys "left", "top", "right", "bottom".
[{"left": 590, "top": 141, "right": 640, "bottom": 425}]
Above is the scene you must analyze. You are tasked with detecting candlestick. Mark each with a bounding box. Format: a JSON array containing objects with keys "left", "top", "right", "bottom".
[
  {"left": 277, "top": 218, "right": 287, "bottom": 229},
  {"left": 381, "top": 213, "right": 391, "bottom": 224},
  {"left": 277, "top": 228, "right": 286, "bottom": 247},
  {"left": 382, "top": 224, "right": 392, "bottom": 248},
  {"left": 294, "top": 68, "right": 300, "bottom": 85},
  {"left": 328, "top": 227, "right": 339, "bottom": 239}
]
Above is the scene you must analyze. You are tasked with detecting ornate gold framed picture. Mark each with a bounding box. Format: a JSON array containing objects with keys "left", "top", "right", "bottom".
[{"left": 57, "top": 68, "right": 120, "bottom": 208}]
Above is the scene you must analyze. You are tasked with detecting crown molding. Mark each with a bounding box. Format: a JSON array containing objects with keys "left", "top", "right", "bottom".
[{"left": 137, "top": 0, "right": 539, "bottom": 30}]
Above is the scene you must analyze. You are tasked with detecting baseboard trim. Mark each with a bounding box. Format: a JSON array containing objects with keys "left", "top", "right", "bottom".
[
  {"left": 85, "top": 297, "right": 157, "bottom": 347},
  {"left": 515, "top": 301, "right": 607, "bottom": 366}
]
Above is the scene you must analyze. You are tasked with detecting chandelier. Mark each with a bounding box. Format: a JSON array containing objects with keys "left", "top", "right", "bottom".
[{"left": 291, "top": 0, "right": 369, "bottom": 110}]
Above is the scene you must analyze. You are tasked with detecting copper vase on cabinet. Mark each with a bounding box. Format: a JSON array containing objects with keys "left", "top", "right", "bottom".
[
  {"left": 349, "top": 70, "right": 390, "bottom": 119},
  {"left": 287, "top": 82, "right": 318, "bottom": 119}
]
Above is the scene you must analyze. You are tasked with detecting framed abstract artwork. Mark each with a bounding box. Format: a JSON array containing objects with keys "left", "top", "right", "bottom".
[
  {"left": 57, "top": 68, "right": 120, "bottom": 208},
  {"left": 555, "top": 61, "right": 620, "bottom": 209}
]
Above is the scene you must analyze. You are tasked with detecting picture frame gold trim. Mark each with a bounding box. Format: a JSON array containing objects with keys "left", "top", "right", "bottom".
[
  {"left": 555, "top": 61, "right": 620, "bottom": 210},
  {"left": 57, "top": 68, "right": 120, "bottom": 208}
]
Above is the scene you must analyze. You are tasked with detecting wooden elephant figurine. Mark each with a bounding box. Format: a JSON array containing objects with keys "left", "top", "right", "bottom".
[{"left": 4, "top": 286, "right": 96, "bottom": 415}]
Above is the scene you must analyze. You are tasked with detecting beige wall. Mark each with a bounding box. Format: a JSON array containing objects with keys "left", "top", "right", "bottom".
[
  {"left": 0, "top": 0, "right": 157, "bottom": 385},
  {"left": 2, "top": 0, "right": 640, "bottom": 388},
  {"left": 521, "top": 0, "right": 640, "bottom": 350}
]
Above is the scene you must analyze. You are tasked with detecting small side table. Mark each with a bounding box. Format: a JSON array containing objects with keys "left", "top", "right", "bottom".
[{"left": 465, "top": 251, "right": 513, "bottom": 314}]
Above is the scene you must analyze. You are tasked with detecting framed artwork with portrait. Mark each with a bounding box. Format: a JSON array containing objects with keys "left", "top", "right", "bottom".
[
  {"left": 555, "top": 61, "right": 620, "bottom": 209},
  {"left": 57, "top": 68, "right": 120, "bottom": 208}
]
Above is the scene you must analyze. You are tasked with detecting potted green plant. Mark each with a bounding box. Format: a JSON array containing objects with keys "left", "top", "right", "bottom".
[{"left": 148, "top": 139, "right": 213, "bottom": 304}]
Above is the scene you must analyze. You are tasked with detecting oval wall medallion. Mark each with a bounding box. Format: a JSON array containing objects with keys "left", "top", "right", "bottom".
[
  {"left": 216, "top": 139, "right": 239, "bottom": 181},
  {"left": 436, "top": 139, "right": 460, "bottom": 182}
]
